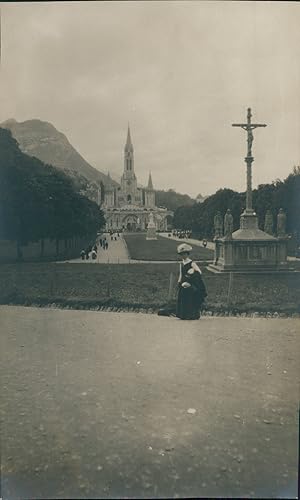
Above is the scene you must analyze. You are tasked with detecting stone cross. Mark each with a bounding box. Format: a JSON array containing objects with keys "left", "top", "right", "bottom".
[{"left": 232, "top": 108, "right": 266, "bottom": 213}]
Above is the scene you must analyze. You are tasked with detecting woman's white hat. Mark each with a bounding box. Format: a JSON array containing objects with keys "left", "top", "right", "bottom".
[{"left": 177, "top": 243, "right": 193, "bottom": 254}]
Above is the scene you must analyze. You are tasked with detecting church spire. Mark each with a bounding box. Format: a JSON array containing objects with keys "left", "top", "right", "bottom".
[
  {"left": 123, "top": 124, "right": 134, "bottom": 176},
  {"left": 125, "top": 124, "right": 133, "bottom": 152},
  {"left": 147, "top": 171, "right": 153, "bottom": 190}
]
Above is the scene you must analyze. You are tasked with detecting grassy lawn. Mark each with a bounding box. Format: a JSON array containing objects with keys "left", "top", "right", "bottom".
[
  {"left": 123, "top": 233, "right": 213, "bottom": 261},
  {"left": 0, "top": 262, "right": 299, "bottom": 314}
]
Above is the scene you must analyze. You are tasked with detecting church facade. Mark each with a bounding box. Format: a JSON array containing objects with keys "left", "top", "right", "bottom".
[{"left": 102, "top": 127, "right": 172, "bottom": 231}]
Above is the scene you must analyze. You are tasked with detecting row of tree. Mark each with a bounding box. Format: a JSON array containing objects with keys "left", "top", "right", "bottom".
[
  {"left": 173, "top": 167, "right": 300, "bottom": 240},
  {"left": 0, "top": 128, "right": 105, "bottom": 246}
]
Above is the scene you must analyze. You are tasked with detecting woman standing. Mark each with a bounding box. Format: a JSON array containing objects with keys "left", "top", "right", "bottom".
[{"left": 176, "top": 243, "right": 207, "bottom": 320}]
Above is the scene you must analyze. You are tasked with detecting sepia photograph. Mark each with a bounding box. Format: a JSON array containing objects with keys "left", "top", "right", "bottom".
[{"left": 0, "top": 1, "right": 299, "bottom": 499}]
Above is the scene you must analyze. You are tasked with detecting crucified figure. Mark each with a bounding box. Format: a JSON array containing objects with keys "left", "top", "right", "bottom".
[
  {"left": 233, "top": 108, "right": 266, "bottom": 158},
  {"left": 242, "top": 125, "right": 254, "bottom": 157}
]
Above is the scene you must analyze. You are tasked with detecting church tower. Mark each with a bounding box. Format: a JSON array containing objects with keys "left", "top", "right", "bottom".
[
  {"left": 144, "top": 171, "right": 155, "bottom": 208},
  {"left": 102, "top": 125, "right": 172, "bottom": 232},
  {"left": 120, "top": 125, "right": 138, "bottom": 204}
]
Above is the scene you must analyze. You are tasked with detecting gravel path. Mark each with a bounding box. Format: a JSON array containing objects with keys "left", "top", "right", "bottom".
[
  {"left": 65, "top": 237, "right": 130, "bottom": 264},
  {"left": 1, "top": 306, "right": 299, "bottom": 499}
]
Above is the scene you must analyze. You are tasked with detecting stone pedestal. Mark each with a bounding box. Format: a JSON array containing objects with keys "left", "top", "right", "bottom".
[
  {"left": 146, "top": 214, "right": 157, "bottom": 240},
  {"left": 208, "top": 211, "right": 288, "bottom": 273},
  {"left": 146, "top": 226, "right": 157, "bottom": 240}
]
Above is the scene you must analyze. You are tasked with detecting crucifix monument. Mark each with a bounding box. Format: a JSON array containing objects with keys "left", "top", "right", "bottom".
[
  {"left": 232, "top": 107, "right": 266, "bottom": 218},
  {"left": 209, "top": 107, "right": 288, "bottom": 273}
]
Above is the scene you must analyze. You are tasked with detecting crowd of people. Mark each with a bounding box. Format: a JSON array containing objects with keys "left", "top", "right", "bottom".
[
  {"left": 171, "top": 229, "right": 208, "bottom": 248},
  {"left": 79, "top": 231, "right": 123, "bottom": 260},
  {"left": 109, "top": 231, "right": 120, "bottom": 241},
  {"left": 80, "top": 243, "right": 99, "bottom": 260},
  {"left": 172, "top": 229, "right": 193, "bottom": 239}
]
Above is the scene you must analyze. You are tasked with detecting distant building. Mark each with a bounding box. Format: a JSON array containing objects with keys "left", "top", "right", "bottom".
[{"left": 102, "top": 126, "right": 172, "bottom": 231}]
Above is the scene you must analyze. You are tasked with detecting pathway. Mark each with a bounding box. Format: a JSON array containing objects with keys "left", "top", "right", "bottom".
[
  {"left": 58, "top": 233, "right": 297, "bottom": 266},
  {"left": 1, "top": 305, "right": 299, "bottom": 499},
  {"left": 59, "top": 235, "right": 198, "bottom": 265},
  {"left": 64, "top": 236, "right": 131, "bottom": 264}
]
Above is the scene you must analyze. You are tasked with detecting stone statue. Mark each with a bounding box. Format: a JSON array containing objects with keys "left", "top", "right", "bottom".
[
  {"left": 247, "top": 128, "right": 254, "bottom": 157},
  {"left": 146, "top": 212, "right": 157, "bottom": 240},
  {"left": 277, "top": 208, "right": 287, "bottom": 238},
  {"left": 148, "top": 212, "right": 155, "bottom": 227},
  {"left": 213, "top": 211, "right": 223, "bottom": 239},
  {"left": 264, "top": 210, "right": 274, "bottom": 235},
  {"left": 224, "top": 209, "right": 234, "bottom": 238}
]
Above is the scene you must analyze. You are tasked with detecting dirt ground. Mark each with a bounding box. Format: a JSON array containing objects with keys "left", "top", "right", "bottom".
[{"left": 1, "top": 306, "right": 299, "bottom": 499}]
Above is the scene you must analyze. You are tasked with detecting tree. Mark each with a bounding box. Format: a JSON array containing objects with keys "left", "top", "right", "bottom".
[
  {"left": 0, "top": 127, "right": 105, "bottom": 245},
  {"left": 174, "top": 188, "right": 244, "bottom": 238},
  {"left": 155, "top": 189, "right": 195, "bottom": 211},
  {"left": 172, "top": 167, "right": 300, "bottom": 240}
]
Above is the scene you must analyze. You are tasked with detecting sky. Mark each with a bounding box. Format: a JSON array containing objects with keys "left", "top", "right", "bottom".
[{"left": 1, "top": 1, "right": 299, "bottom": 197}]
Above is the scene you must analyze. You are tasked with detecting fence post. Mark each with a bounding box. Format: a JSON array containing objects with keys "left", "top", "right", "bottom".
[
  {"left": 227, "top": 272, "right": 234, "bottom": 305},
  {"left": 167, "top": 272, "right": 175, "bottom": 302}
]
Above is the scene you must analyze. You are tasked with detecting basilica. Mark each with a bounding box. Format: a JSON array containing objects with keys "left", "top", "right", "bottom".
[{"left": 102, "top": 127, "right": 172, "bottom": 231}]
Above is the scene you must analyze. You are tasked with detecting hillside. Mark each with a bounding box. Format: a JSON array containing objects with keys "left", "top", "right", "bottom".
[
  {"left": 1, "top": 119, "right": 201, "bottom": 209},
  {"left": 0, "top": 127, "right": 104, "bottom": 244},
  {"left": 1, "top": 119, "right": 118, "bottom": 200},
  {"left": 155, "top": 188, "right": 195, "bottom": 211}
]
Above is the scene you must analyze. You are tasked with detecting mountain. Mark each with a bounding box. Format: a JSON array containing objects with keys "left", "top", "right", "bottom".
[
  {"left": 1, "top": 119, "right": 118, "bottom": 201},
  {"left": 195, "top": 193, "right": 208, "bottom": 203},
  {"left": 0, "top": 127, "right": 104, "bottom": 244}
]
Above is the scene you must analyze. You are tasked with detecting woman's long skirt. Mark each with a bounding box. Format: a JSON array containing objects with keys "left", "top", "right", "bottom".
[{"left": 176, "top": 286, "right": 201, "bottom": 320}]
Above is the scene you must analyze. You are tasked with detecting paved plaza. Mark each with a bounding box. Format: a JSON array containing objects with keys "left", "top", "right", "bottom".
[{"left": 1, "top": 306, "right": 299, "bottom": 499}]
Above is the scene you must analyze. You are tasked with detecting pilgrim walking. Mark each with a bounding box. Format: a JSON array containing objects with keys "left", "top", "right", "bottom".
[{"left": 176, "top": 243, "right": 207, "bottom": 320}]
